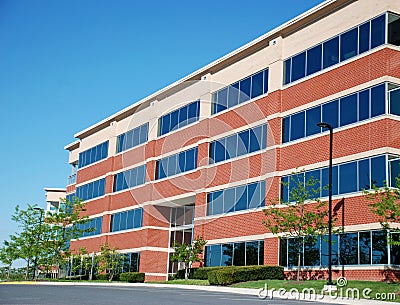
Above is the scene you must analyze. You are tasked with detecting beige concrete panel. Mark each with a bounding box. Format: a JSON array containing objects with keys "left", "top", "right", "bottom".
[
  {"left": 156, "top": 80, "right": 211, "bottom": 117},
  {"left": 283, "top": 0, "right": 398, "bottom": 58},
  {"left": 78, "top": 124, "right": 113, "bottom": 151},
  {"left": 211, "top": 45, "right": 274, "bottom": 87},
  {"left": 45, "top": 190, "right": 66, "bottom": 202},
  {"left": 68, "top": 148, "right": 79, "bottom": 164}
]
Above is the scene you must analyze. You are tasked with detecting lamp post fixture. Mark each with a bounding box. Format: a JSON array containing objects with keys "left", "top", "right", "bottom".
[
  {"left": 33, "top": 207, "right": 44, "bottom": 280},
  {"left": 317, "top": 122, "right": 334, "bottom": 287}
]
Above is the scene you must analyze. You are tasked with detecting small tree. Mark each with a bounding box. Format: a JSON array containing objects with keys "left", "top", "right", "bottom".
[
  {"left": 263, "top": 171, "right": 329, "bottom": 281},
  {"left": 97, "top": 243, "right": 123, "bottom": 282},
  {"left": 11, "top": 204, "right": 47, "bottom": 279},
  {"left": 365, "top": 177, "right": 400, "bottom": 246},
  {"left": 0, "top": 240, "right": 18, "bottom": 281},
  {"left": 170, "top": 236, "right": 207, "bottom": 280}
]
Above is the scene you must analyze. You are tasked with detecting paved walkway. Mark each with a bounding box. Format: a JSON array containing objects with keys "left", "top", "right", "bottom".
[{"left": 1, "top": 281, "right": 397, "bottom": 305}]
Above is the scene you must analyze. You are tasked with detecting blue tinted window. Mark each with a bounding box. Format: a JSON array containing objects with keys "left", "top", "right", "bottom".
[
  {"left": 306, "top": 106, "right": 321, "bottom": 136},
  {"left": 110, "top": 208, "right": 143, "bottom": 232},
  {"left": 371, "top": 84, "right": 385, "bottom": 116},
  {"left": 117, "top": 123, "right": 149, "bottom": 153},
  {"left": 340, "top": 28, "right": 358, "bottom": 61},
  {"left": 263, "top": 69, "right": 269, "bottom": 94},
  {"left": 290, "top": 112, "right": 305, "bottom": 141},
  {"left": 76, "top": 178, "right": 106, "bottom": 201},
  {"left": 321, "top": 166, "right": 338, "bottom": 197},
  {"left": 281, "top": 176, "right": 289, "bottom": 202},
  {"left": 390, "top": 88, "right": 400, "bottom": 115},
  {"left": 251, "top": 71, "right": 264, "bottom": 98},
  {"left": 159, "top": 101, "right": 200, "bottom": 136},
  {"left": 284, "top": 59, "right": 291, "bottom": 85},
  {"left": 213, "top": 68, "right": 268, "bottom": 114},
  {"left": 390, "top": 159, "right": 400, "bottom": 187},
  {"left": 77, "top": 217, "right": 102, "bottom": 238},
  {"left": 371, "top": 155, "right": 386, "bottom": 187},
  {"left": 340, "top": 93, "right": 358, "bottom": 126},
  {"left": 358, "top": 89, "right": 370, "bottom": 120},
  {"left": 235, "top": 185, "right": 247, "bottom": 211},
  {"left": 339, "top": 162, "right": 358, "bottom": 194},
  {"left": 228, "top": 82, "right": 239, "bottom": 108},
  {"left": 323, "top": 36, "right": 339, "bottom": 68},
  {"left": 359, "top": 159, "right": 370, "bottom": 190},
  {"left": 359, "top": 22, "right": 371, "bottom": 54},
  {"left": 249, "top": 126, "right": 262, "bottom": 153},
  {"left": 207, "top": 181, "right": 265, "bottom": 216},
  {"left": 210, "top": 125, "right": 267, "bottom": 164},
  {"left": 78, "top": 141, "right": 109, "bottom": 168},
  {"left": 282, "top": 117, "right": 290, "bottom": 143},
  {"left": 322, "top": 100, "right": 339, "bottom": 128},
  {"left": 155, "top": 147, "right": 198, "bottom": 179},
  {"left": 113, "top": 165, "right": 146, "bottom": 192},
  {"left": 291, "top": 52, "right": 306, "bottom": 82},
  {"left": 371, "top": 14, "right": 386, "bottom": 49},
  {"left": 237, "top": 129, "right": 249, "bottom": 156},
  {"left": 305, "top": 170, "right": 320, "bottom": 199},
  {"left": 307, "top": 45, "right": 322, "bottom": 75},
  {"left": 239, "top": 77, "right": 251, "bottom": 103}
]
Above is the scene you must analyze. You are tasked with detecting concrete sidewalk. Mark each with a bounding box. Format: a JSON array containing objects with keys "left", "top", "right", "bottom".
[{"left": 1, "top": 281, "right": 397, "bottom": 305}]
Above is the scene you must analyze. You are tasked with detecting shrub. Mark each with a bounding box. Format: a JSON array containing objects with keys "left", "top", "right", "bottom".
[
  {"left": 173, "top": 267, "right": 225, "bottom": 280},
  {"left": 94, "top": 274, "right": 109, "bottom": 281},
  {"left": 119, "top": 272, "right": 145, "bottom": 283},
  {"left": 208, "top": 265, "right": 284, "bottom": 286}
]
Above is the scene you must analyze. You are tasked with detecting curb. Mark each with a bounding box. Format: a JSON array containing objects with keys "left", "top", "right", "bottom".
[{"left": 0, "top": 281, "right": 397, "bottom": 305}]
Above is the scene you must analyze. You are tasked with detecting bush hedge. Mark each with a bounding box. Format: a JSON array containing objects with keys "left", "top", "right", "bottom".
[
  {"left": 173, "top": 267, "right": 225, "bottom": 280},
  {"left": 207, "top": 265, "right": 284, "bottom": 286},
  {"left": 119, "top": 272, "right": 145, "bottom": 283}
]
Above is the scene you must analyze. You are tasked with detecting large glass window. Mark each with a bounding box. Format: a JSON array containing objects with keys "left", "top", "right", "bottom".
[
  {"left": 205, "top": 240, "right": 264, "bottom": 267},
  {"left": 113, "top": 165, "right": 146, "bottom": 192},
  {"left": 158, "top": 100, "right": 200, "bottom": 137},
  {"left": 280, "top": 230, "right": 397, "bottom": 267},
  {"left": 281, "top": 154, "right": 391, "bottom": 201},
  {"left": 156, "top": 147, "right": 198, "bottom": 180},
  {"left": 75, "top": 217, "right": 103, "bottom": 238},
  {"left": 110, "top": 208, "right": 143, "bottom": 232},
  {"left": 78, "top": 141, "right": 109, "bottom": 168},
  {"left": 76, "top": 178, "right": 106, "bottom": 201},
  {"left": 120, "top": 252, "right": 140, "bottom": 273},
  {"left": 116, "top": 123, "right": 149, "bottom": 153},
  {"left": 282, "top": 83, "right": 388, "bottom": 143},
  {"left": 210, "top": 124, "right": 266, "bottom": 164},
  {"left": 284, "top": 13, "right": 390, "bottom": 85},
  {"left": 212, "top": 68, "right": 268, "bottom": 114},
  {"left": 207, "top": 181, "right": 265, "bottom": 216}
]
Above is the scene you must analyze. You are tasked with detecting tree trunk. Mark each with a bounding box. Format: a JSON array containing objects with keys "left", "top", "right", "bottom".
[
  {"left": 7, "top": 264, "right": 11, "bottom": 281},
  {"left": 297, "top": 252, "right": 301, "bottom": 282},
  {"left": 184, "top": 267, "right": 189, "bottom": 280},
  {"left": 25, "top": 260, "right": 30, "bottom": 280}
]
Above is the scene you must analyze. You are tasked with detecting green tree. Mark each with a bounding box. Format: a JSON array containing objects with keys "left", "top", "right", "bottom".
[
  {"left": 0, "top": 240, "right": 18, "bottom": 281},
  {"left": 97, "top": 243, "right": 123, "bottom": 282},
  {"left": 45, "top": 197, "right": 92, "bottom": 278},
  {"left": 11, "top": 204, "right": 47, "bottom": 279},
  {"left": 365, "top": 177, "right": 400, "bottom": 246},
  {"left": 170, "top": 236, "right": 207, "bottom": 280},
  {"left": 263, "top": 171, "right": 329, "bottom": 281}
]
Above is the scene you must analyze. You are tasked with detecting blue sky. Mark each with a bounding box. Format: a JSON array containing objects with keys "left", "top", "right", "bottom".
[{"left": 0, "top": 0, "right": 324, "bottom": 258}]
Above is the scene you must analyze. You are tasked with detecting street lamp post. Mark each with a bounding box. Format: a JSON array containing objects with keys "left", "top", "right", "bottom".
[
  {"left": 33, "top": 207, "right": 44, "bottom": 280},
  {"left": 317, "top": 122, "right": 334, "bottom": 287}
]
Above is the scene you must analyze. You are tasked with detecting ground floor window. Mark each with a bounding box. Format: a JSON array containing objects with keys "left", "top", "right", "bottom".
[
  {"left": 279, "top": 230, "right": 399, "bottom": 267},
  {"left": 205, "top": 240, "right": 264, "bottom": 267},
  {"left": 120, "top": 252, "right": 140, "bottom": 273}
]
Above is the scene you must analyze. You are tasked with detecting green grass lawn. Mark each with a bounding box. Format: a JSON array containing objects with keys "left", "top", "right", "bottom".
[{"left": 232, "top": 280, "right": 400, "bottom": 302}]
